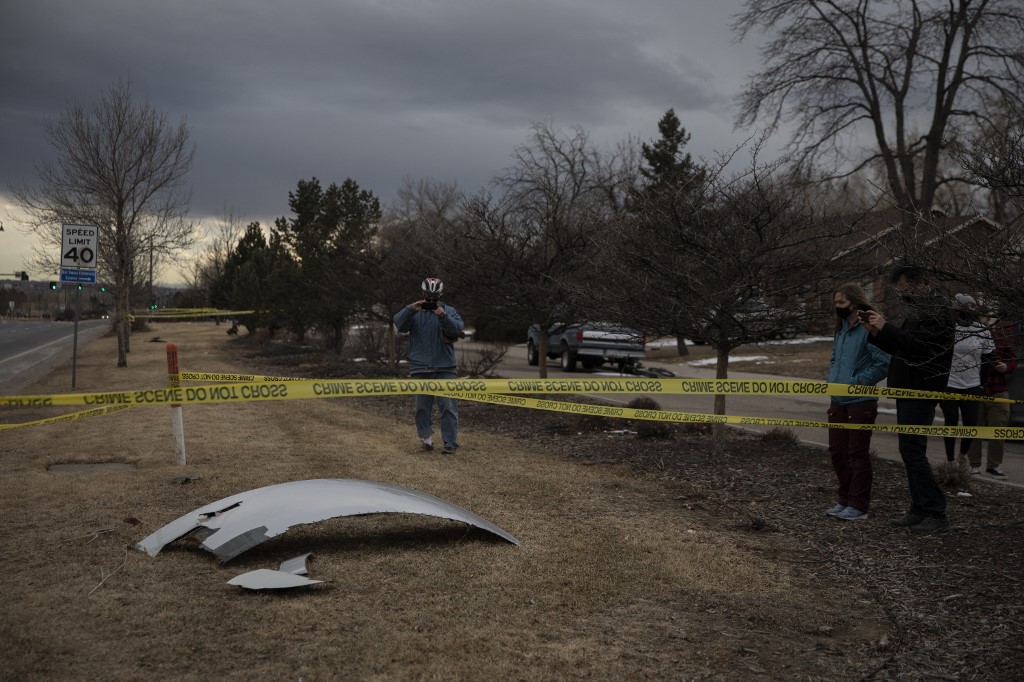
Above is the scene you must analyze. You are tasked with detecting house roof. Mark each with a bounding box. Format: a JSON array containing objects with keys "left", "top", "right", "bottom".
[{"left": 834, "top": 207, "right": 1001, "bottom": 264}]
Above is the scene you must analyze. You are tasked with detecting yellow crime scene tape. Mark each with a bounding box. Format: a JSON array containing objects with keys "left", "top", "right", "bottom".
[
  {"left": 0, "top": 404, "right": 135, "bottom": 431},
  {"left": 433, "top": 391, "right": 1024, "bottom": 440},
  {"left": 3, "top": 373, "right": 1023, "bottom": 439},
  {"left": 180, "top": 372, "right": 1022, "bottom": 406}
]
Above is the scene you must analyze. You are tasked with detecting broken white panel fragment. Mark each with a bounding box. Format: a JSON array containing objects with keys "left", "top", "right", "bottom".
[
  {"left": 228, "top": 568, "right": 323, "bottom": 590},
  {"left": 279, "top": 553, "right": 311, "bottom": 575},
  {"left": 134, "top": 479, "right": 519, "bottom": 562}
]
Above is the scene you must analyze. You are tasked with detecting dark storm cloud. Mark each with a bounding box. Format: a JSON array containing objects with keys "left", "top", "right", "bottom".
[{"left": 1, "top": 0, "right": 750, "bottom": 222}]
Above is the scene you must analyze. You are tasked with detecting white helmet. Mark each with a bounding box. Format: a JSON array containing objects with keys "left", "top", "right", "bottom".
[{"left": 421, "top": 277, "right": 444, "bottom": 299}]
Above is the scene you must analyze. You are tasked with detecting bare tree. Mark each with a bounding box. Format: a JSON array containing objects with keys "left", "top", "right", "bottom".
[
  {"left": 456, "top": 122, "right": 639, "bottom": 377},
  {"left": 378, "top": 178, "right": 466, "bottom": 303},
  {"left": 734, "top": 0, "right": 1024, "bottom": 221},
  {"left": 188, "top": 207, "right": 248, "bottom": 313},
  {"left": 376, "top": 179, "right": 467, "bottom": 366},
  {"left": 942, "top": 123, "right": 1024, "bottom": 321},
  {"left": 601, "top": 138, "right": 851, "bottom": 419},
  {"left": 10, "top": 79, "right": 196, "bottom": 366}
]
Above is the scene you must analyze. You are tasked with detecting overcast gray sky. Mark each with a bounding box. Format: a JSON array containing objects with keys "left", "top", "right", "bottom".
[{"left": 1, "top": 0, "right": 768, "bottom": 283}]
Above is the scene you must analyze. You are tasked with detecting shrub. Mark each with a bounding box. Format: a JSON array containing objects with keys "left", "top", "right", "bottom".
[
  {"left": 934, "top": 459, "right": 972, "bottom": 489},
  {"left": 458, "top": 342, "right": 508, "bottom": 378},
  {"left": 348, "top": 321, "right": 393, "bottom": 363},
  {"left": 760, "top": 428, "right": 800, "bottom": 446},
  {"left": 627, "top": 395, "right": 672, "bottom": 439}
]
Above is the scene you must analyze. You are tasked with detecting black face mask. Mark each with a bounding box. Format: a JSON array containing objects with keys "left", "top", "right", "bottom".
[{"left": 835, "top": 306, "right": 853, "bottom": 319}]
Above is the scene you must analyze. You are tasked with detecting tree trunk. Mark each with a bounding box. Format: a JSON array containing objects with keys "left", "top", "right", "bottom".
[
  {"left": 117, "top": 319, "right": 128, "bottom": 367},
  {"left": 538, "top": 330, "right": 548, "bottom": 379},
  {"left": 388, "top": 323, "right": 397, "bottom": 369},
  {"left": 712, "top": 345, "right": 730, "bottom": 439},
  {"left": 333, "top": 320, "right": 344, "bottom": 354},
  {"left": 675, "top": 333, "right": 689, "bottom": 356},
  {"left": 116, "top": 284, "right": 130, "bottom": 367}
]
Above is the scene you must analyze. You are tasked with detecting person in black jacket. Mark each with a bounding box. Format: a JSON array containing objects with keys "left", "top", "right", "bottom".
[{"left": 861, "top": 265, "right": 955, "bottom": 535}]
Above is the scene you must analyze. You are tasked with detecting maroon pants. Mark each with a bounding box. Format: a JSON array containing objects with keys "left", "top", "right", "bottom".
[{"left": 827, "top": 400, "right": 878, "bottom": 513}]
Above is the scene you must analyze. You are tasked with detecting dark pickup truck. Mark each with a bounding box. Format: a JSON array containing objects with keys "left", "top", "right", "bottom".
[{"left": 527, "top": 322, "right": 646, "bottom": 372}]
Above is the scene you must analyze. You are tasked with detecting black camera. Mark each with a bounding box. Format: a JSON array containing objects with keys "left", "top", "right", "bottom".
[{"left": 421, "top": 300, "right": 438, "bottom": 311}]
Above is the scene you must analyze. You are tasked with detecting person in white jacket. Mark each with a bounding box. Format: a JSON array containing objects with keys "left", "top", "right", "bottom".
[
  {"left": 393, "top": 277, "right": 465, "bottom": 454},
  {"left": 939, "top": 293, "right": 994, "bottom": 466}
]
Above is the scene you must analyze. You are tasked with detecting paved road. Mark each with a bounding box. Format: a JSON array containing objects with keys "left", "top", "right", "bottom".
[
  {"left": 488, "top": 341, "right": 1024, "bottom": 489},
  {"left": 0, "top": 319, "right": 109, "bottom": 393}
]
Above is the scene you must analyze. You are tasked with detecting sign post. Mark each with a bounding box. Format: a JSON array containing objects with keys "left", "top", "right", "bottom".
[{"left": 60, "top": 224, "right": 99, "bottom": 389}]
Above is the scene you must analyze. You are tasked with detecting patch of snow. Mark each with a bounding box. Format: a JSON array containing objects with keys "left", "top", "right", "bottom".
[
  {"left": 765, "top": 336, "right": 833, "bottom": 346},
  {"left": 651, "top": 335, "right": 832, "bottom": 349},
  {"left": 688, "top": 355, "right": 768, "bottom": 367}
]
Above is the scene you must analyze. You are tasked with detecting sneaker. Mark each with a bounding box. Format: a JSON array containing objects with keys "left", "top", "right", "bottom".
[
  {"left": 836, "top": 507, "right": 868, "bottom": 521},
  {"left": 442, "top": 446, "right": 456, "bottom": 455},
  {"left": 891, "top": 512, "right": 924, "bottom": 527},
  {"left": 825, "top": 503, "right": 846, "bottom": 516},
  {"left": 986, "top": 467, "right": 1006, "bottom": 478},
  {"left": 421, "top": 441, "right": 434, "bottom": 452},
  {"left": 909, "top": 516, "right": 950, "bottom": 535},
  {"left": 970, "top": 467, "right": 981, "bottom": 475}
]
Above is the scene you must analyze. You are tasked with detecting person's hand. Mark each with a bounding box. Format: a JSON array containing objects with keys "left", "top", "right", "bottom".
[
  {"left": 412, "top": 299, "right": 426, "bottom": 311},
  {"left": 993, "top": 360, "right": 1007, "bottom": 373},
  {"left": 434, "top": 306, "right": 446, "bottom": 318},
  {"left": 861, "top": 310, "right": 884, "bottom": 335}
]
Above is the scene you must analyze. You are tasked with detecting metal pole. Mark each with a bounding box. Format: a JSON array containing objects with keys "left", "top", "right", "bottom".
[
  {"left": 72, "top": 286, "right": 81, "bottom": 389},
  {"left": 149, "top": 234, "right": 154, "bottom": 309}
]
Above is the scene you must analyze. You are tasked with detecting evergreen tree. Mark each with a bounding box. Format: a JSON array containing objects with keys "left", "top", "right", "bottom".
[
  {"left": 636, "top": 109, "right": 706, "bottom": 355},
  {"left": 274, "top": 177, "right": 381, "bottom": 351},
  {"left": 211, "top": 221, "right": 292, "bottom": 333},
  {"left": 640, "top": 109, "right": 704, "bottom": 190}
]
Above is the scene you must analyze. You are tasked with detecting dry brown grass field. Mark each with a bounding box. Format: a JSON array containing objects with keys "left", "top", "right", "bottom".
[{"left": 1, "top": 322, "right": 1022, "bottom": 680}]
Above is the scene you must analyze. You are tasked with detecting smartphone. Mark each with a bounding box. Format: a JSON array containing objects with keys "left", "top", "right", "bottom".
[
  {"left": 421, "top": 301, "right": 437, "bottom": 311},
  {"left": 857, "top": 309, "right": 872, "bottom": 321}
]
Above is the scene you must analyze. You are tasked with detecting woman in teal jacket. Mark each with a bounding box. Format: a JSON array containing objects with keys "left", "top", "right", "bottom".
[{"left": 825, "top": 283, "right": 890, "bottom": 521}]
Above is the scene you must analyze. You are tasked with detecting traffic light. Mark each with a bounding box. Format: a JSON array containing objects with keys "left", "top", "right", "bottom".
[
  {"left": 49, "top": 282, "right": 58, "bottom": 290},
  {"left": 20, "top": 272, "right": 28, "bottom": 281},
  {"left": 100, "top": 285, "right": 106, "bottom": 292},
  {"left": 150, "top": 303, "right": 157, "bottom": 310},
  {"left": 76, "top": 284, "right": 84, "bottom": 291}
]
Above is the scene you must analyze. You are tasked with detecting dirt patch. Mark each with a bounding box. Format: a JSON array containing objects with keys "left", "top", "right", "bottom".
[{"left": 1, "top": 323, "right": 1022, "bottom": 680}]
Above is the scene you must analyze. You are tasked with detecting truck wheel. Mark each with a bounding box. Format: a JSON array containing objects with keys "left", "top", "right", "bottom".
[
  {"left": 560, "top": 345, "right": 577, "bottom": 372},
  {"left": 527, "top": 341, "right": 539, "bottom": 366}
]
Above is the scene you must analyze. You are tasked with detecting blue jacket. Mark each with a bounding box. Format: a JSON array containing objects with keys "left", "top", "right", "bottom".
[
  {"left": 828, "top": 319, "right": 891, "bottom": 404},
  {"left": 393, "top": 303, "right": 465, "bottom": 374}
]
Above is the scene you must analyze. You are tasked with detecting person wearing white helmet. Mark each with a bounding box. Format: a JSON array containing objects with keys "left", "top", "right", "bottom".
[{"left": 393, "top": 277, "right": 465, "bottom": 454}]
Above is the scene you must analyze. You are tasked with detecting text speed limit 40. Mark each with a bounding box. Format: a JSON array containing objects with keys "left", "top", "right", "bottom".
[{"left": 61, "top": 224, "right": 98, "bottom": 269}]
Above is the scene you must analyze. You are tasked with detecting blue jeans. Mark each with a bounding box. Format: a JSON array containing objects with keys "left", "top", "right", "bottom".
[
  {"left": 412, "top": 370, "right": 458, "bottom": 449},
  {"left": 896, "top": 398, "right": 947, "bottom": 518}
]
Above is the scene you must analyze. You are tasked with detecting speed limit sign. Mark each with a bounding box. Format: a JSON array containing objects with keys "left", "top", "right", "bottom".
[{"left": 60, "top": 224, "right": 99, "bottom": 284}]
